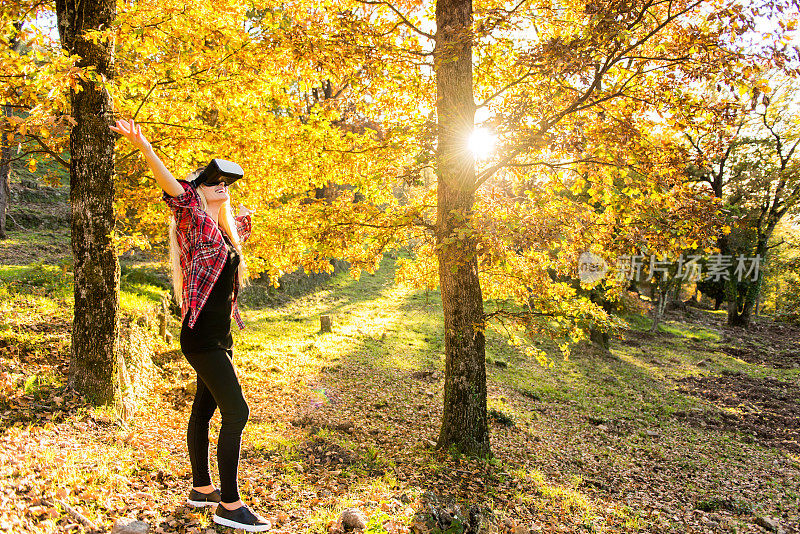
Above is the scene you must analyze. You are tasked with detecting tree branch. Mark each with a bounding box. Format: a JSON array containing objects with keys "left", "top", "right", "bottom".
[
  {"left": 25, "top": 134, "right": 70, "bottom": 168},
  {"left": 355, "top": 0, "right": 434, "bottom": 40}
]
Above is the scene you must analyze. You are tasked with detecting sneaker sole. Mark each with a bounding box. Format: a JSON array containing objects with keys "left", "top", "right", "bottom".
[
  {"left": 186, "top": 499, "right": 218, "bottom": 508},
  {"left": 213, "top": 515, "right": 271, "bottom": 532}
]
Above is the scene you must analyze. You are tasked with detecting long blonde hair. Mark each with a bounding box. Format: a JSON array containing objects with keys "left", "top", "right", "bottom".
[{"left": 169, "top": 172, "right": 249, "bottom": 308}]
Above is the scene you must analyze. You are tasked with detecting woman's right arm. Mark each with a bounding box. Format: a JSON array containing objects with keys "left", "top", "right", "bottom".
[{"left": 110, "top": 119, "right": 184, "bottom": 197}]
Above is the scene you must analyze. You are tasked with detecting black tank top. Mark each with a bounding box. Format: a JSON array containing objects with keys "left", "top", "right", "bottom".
[{"left": 180, "top": 234, "right": 240, "bottom": 354}]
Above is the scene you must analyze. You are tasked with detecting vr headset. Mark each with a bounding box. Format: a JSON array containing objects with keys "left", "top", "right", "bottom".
[{"left": 191, "top": 159, "right": 244, "bottom": 188}]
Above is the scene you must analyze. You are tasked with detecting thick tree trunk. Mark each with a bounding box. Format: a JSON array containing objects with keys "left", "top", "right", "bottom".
[
  {"left": 0, "top": 105, "right": 10, "bottom": 239},
  {"left": 726, "top": 233, "right": 771, "bottom": 328},
  {"left": 726, "top": 289, "right": 749, "bottom": 327},
  {"left": 434, "top": 0, "right": 490, "bottom": 458},
  {"left": 56, "top": 0, "right": 121, "bottom": 404}
]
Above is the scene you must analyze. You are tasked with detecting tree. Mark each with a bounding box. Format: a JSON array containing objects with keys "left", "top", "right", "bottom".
[
  {"left": 0, "top": 19, "right": 22, "bottom": 240},
  {"left": 1, "top": 3, "right": 75, "bottom": 236},
  {"left": 238, "top": 0, "right": 784, "bottom": 456},
  {"left": 55, "top": 0, "right": 120, "bottom": 404},
  {"left": 433, "top": 0, "right": 490, "bottom": 456},
  {"left": 684, "top": 78, "right": 800, "bottom": 327}
]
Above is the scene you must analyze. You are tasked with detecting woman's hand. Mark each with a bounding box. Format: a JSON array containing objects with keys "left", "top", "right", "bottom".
[
  {"left": 238, "top": 204, "right": 255, "bottom": 217},
  {"left": 110, "top": 118, "right": 183, "bottom": 197},
  {"left": 110, "top": 118, "right": 152, "bottom": 152}
]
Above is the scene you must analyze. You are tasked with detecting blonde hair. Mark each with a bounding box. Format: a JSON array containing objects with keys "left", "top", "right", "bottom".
[{"left": 169, "top": 171, "right": 249, "bottom": 309}]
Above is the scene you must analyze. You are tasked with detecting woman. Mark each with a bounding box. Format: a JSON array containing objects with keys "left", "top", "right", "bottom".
[{"left": 110, "top": 118, "right": 270, "bottom": 532}]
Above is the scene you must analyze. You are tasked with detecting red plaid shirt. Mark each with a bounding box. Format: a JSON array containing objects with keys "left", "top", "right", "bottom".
[{"left": 163, "top": 180, "right": 252, "bottom": 330}]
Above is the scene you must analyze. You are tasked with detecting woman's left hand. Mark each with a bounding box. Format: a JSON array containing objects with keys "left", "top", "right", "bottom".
[{"left": 238, "top": 204, "right": 255, "bottom": 217}]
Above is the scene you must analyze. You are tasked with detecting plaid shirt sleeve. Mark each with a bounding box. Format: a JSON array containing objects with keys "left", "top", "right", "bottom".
[
  {"left": 234, "top": 214, "right": 252, "bottom": 243},
  {"left": 163, "top": 180, "right": 202, "bottom": 233}
]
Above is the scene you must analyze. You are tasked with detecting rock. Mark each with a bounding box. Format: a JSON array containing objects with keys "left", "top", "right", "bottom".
[
  {"left": 340, "top": 508, "right": 366, "bottom": 531},
  {"left": 335, "top": 419, "right": 355, "bottom": 433},
  {"left": 755, "top": 516, "right": 780, "bottom": 532},
  {"left": 645, "top": 429, "right": 660, "bottom": 437},
  {"left": 410, "top": 519, "right": 428, "bottom": 534},
  {"left": 597, "top": 424, "right": 609, "bottom": 432},
  {"left": 111, "top": 518, "right": 149, "bottom": 534}
]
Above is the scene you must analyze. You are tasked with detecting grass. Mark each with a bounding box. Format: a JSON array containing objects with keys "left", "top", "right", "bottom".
[{"left": 0, "top": 258, "right": 170, "bottom": 314}]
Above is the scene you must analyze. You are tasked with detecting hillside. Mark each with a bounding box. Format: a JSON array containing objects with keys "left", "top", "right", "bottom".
[{"left": 0, "top": 211, "right": 799, "bottom": 533}]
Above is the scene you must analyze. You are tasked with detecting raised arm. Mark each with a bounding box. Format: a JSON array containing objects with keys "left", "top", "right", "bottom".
[{"left": 110, "top": 119, "right": 184, "bottom": 197}]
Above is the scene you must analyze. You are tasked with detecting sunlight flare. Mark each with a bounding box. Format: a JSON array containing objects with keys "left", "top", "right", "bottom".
[{"left": 468, "top": 127, "right": 497, "bottom": 160}]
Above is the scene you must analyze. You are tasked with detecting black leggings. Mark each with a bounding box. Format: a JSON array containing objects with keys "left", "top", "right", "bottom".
[{"left": 185, "top": 347, "right": 249, "bottom": 503}]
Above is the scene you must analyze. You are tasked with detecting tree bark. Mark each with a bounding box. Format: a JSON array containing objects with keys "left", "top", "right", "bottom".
[
  {"left": 434, "top": 0, "right": 490, "bottom": 458},
  {"left": 0, "top": 105, "right": 10, "bottom": 239},
  {"left": 0, "top": 22, "right": 22, "bottom": 240},
  {"left": 55, "top": 0, "right": 121, "bottom": 404},
  {"left": 726, "top": 226, "right": 774, "bottom": 328}
]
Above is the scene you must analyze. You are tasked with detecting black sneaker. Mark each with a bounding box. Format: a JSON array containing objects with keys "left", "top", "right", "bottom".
[
  {"left": 186, "top": 488, "right": 221, "bottom": 508},
  {"left": 213, "top": 504, "right": 271, "bottom": 532}
]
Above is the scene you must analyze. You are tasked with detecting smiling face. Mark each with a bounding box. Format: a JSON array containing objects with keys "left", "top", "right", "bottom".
[{"left": 199, "top": 181, "right": 229, "bottom": 205}]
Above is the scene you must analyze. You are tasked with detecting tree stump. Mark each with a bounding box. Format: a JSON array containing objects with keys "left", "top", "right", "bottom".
[{"left": 320, "top": 315, "right": 332, "bottom": 333}]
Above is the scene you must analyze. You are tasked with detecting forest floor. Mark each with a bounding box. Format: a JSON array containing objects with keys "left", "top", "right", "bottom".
[{"left": 0, "top": 226, "right": 799, "bottom": 534}]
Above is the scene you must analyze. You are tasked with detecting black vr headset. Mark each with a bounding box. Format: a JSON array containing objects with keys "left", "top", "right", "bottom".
[{"left": 191, "top": 159, "right": 244, "bottom": 188}]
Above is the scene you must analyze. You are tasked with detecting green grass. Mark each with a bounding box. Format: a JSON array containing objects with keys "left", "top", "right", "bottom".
[
  {"left": 658, "top": 321, "right": 721, "bottom": 341},
  {"left": 0, "top": 262, "right": 72, "bottom": 299},
  {"left": 0, "top": 259, "right": 170, "bottom": 313}
]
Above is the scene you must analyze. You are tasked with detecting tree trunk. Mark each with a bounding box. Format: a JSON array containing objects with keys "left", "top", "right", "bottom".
[
  {"left": 434, "top": 0, "right": 490, "bottom": 458},
  {"left": 726, "top": 288, "right": 748, "bottom": 326},
  {"left": 650, "top": 286, "right": 669, "bottom": 332},
  {"left": 0, "top": 105, "right": 10, "bottom": 239},
  {"left": 56, "top": 0, "right": 121, "bottom": 405},
  {"left": 726, "top": 233, "right": 771, "bottom": 328},
  {"left": 0, "top": 22, "right": 22, "bottom": 240}
]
